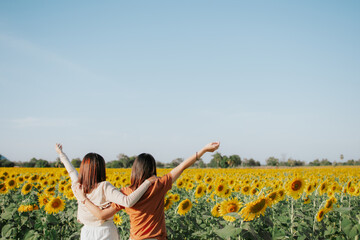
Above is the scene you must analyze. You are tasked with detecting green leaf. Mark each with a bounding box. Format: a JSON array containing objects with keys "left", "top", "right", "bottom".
[
  {"left": 46, "top": 214, "right": 58, "bottom": 224},
  {"left": 23, "top": 230, "right": 38, "bottom": 240},
  {"left": 214, "top": 224, "right": 242, "bottom": 239},
  {"left": 1, "top": 224, "right": 15, "bottom": 239},
  {"left": 335, "top": 207, "right": 353, "bottom": 213},
  {"left": 1, "top": 210, "right": 14, "bottom": 220}
]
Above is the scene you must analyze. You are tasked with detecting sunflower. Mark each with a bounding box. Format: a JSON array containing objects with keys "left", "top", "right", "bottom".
[
  {"left": 164, "top": 196, "right": 174, "bottom": 211},
  {"left": 241, "top": 185, "right": 251, "bottom": 195},
  {"left": 7, "top": 178, "right": 17, "bottom": 190},
  {"left": 113, "top": 214, "right": 123, "bottom": 226},
  {"left": 277, "top": 189, "right": 286, "bottom": 201},
  {"left": 45, "top": 196, "right": 65, "bottom": 214},
  {"left": 0, "top": 183, "right": 8, "bottom": 194},
  {"left": 305, "top": 183, "right": 315, "bottom": 195},
  {"left": 223, "top": 215, "right": 236, "bottom": 222},
  {"left": 219, "top": 198, "right": 242, "bottom": 216},
  {"left": 176, "top": 179, "right": 185, "bottom": 189},
  {"left": 20, "top": 204, "right": 38, "bottom": 213},
  {"left": 211, "top": 203, "right": 221, "bottom": 217},
  {"left": 30, "top": 174, "right": 39, "bottom": 182},
  {"left": 205, "top": 176, "right": 213, "bottom": 184},
  {"left": 239, "top": 196, "right": 269, "bottom": 221},
  {"left": 233, "top": 184, "right": 241, "bottom": 192},
  {"left": 194, "top": 184, "right": 206, "bottom": 198},
  {"left": 250, "top": 187, "right": 258, "bottom": 196},
  {"left": 303, "top": 197, "right": 311, "bottom": 204},
  {"left": 266, "top": 191, "right": 279, "bottom": 206},
  {"left": 207, "top": 184, "right": 214, "bottom": 193},
  {"left": 347, "top": 185, "right": 358, "bottom": 196},
  {"left": 214, "top": 183, "right": 227, "bottom": 197},
  {"left": 319, "top": 181, "right": 328, "bottom": 196},
  {"left": 324, "top": 197, "right": 337, "bottom": 212},
  {"left": 186, "top": 182, "right": 195, "bottom": 191},
  {"left": 172, "top": 193, "right": 180, "bottom": 202},
  {"left": 223, "top": 188, "right": 232, "bottom": 198},
  {"left": 17, "top": 176, "right": 25, "bottom": 184},
  {"left": 38, "top": 194, "right": 51, "bottom": 208},
  {"left": 65, "top": 190, "right": 76, "bottom": 200},
  {"left": 195, "top": 173, "right": 203, "bottom": 182},
  {"left": 21, "top": 183, "right": 33, "bottom": 195},
  {"left": 177, "top": 199, "right": 192, "bottom": 216},
  {"left": 316, "top": 208, "right": 326, "bottom": 222},
  {"left": 44, "top": 186, "right": 56, "bottom": 196},
  {"left": 287, "top": 177, "right": 305, "bottom": 200}
]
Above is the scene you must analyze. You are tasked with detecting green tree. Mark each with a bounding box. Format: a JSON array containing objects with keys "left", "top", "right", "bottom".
[
  {"left": 227, "top": 155, "right": 241, "bottom": 167},
  {"left": 34, "top": 159, "right": 50, "bottom": 168},
  {"left": 266, "top": 157, "right": 279, "bottom": 166},
  {"left": 0, "top": 159, "right": 14, "bottom": 167},
  {"left": 106, "top": 160, "right": 124, "bottom": 168},
  {"left": 208, "top": 153, "right": 223, "bottom": 168},
  {"left": 71, "top": 158, "right": 82, "bottom": 168}
]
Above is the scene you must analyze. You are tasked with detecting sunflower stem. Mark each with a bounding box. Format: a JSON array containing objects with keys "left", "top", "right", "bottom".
[{"left": 290, "top": 197, "right": 294, "bottom": 236}]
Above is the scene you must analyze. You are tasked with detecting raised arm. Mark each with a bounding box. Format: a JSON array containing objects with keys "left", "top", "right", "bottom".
[
  {"left": 55, "top": 143, "right": 78, "bottom": 183},
  {"left": 170, "top": 142, "right": 220, "bottom": 182}
]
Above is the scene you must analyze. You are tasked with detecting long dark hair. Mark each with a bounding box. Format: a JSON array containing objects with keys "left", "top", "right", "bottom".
[
  {"left": 129, "top": 153, "right": 157, "bottom": 190},
  {"left": 78, "top": 153, "right": 106, "bottom": 194}
]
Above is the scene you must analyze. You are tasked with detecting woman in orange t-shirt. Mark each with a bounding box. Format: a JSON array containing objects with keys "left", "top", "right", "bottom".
[{"left": 75, "top": 142, "right": 220, "bottom": 240}]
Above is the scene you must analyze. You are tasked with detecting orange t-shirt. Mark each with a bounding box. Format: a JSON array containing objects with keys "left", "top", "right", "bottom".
[{"left": 120, "top": 173, "right": 173, "bottom": 240}]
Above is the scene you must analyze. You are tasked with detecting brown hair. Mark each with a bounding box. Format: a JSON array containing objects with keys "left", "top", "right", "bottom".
[
  {"left": 129, "top": 153, "right": 157, "bottom": 191},
  {"left": 78, "top": 153, "right": 106, "bottom": 194}
]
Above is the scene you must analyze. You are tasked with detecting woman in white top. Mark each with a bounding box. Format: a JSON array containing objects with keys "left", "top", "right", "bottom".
[{"left": 55, "top": 144, "right": 156, "bottom": 240}]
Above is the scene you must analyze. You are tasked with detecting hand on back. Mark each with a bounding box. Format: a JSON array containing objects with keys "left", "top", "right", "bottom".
[{"left": 147, "top": 175, "right": 158, "bottom": 184}]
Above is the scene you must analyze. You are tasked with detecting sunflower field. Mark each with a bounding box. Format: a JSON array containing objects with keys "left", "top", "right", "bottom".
[{"left": 1, "top": 166, "right": 360, "bottom": 240}]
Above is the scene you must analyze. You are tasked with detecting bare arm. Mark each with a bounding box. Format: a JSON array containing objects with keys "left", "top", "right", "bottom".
[
  {"left": 170, "top": 142, "right": 220, "bottom": 182},
  {"left": 55, "top": 143, "right": 78, "bottom": 183}
]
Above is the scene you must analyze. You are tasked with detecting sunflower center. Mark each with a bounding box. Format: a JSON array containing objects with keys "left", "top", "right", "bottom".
[
  {"left": 291, "top": 180, "right": 302, "bottom": 191},
  {"left": 227, "top": 203, "right": 237, "bottom": 212},
  {"left": 249, "top": 199, "right": 266, "bottom": 213},
  {"left": 319, "top": 211, "right": 324, "bottom": 218},
  {"left": 197, "top": 187, "right": 203, "bottom": 194},
  {"left": 52, "top": 199, "right": 61, "bottom": 208},
  {"left": 8, "top": 180, "right": 15, "bottom": 186},
  {"left": 243, "top": 187, "right": 249, "bottom": 192},
  {"left": 326, "top": 201, "right": 333, "bottom": 208},
  {"left": 269, "top": 192, "right": 277, "bottom": 200},
  {"left": 218, "top": 185, "right": 224, "bottom": 192},
  {"left": 25, "top": 184, "right": 31, "bottom": 191},
  {"left": 181, "top": 201, "right": 190, "bottom": 210}
]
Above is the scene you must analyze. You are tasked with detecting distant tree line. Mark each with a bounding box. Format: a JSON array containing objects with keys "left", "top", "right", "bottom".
[{"left": 1, "top": 153, "right": 359, "bottom": 168}]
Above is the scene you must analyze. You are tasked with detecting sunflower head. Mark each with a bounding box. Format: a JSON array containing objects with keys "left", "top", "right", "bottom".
[
  {"left": 44, "top": 196, "right": 65, "bottom": 214},
  {"left": 164, "top": 196, "right": 173, "bottom": 211},
  {"left": 195, "top": 184, "right": 206, "bottom": 198},
  {"left": 219, "top": 198, "right": 242, "bottom": 216},
  {"left": 113, "top": 214, "right": 123, "bottom": 226},
  {"left": 211, "top": 203, "right": 221, "bottom": 217},
  {"left": 316, "top": 208, "right": 326, "bottom": 222},
  {"left": 177, "top": 199, "right": 192, "bottom": 216},
  {"left": 21, "top": 183, "right": 33, "bottom": 195}
]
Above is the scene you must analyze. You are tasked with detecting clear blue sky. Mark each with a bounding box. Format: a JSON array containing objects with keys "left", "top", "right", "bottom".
[{"left": 1, "top": 1, "right": 359, "bottom": 164}]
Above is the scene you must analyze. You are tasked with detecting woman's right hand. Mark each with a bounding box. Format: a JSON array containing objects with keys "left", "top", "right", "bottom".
[
  {"left": 55, "top": 143, "right": 63, "bottom": 155},
  {"left": 203, "top": 142, "right": 220, "bottom": 153}
]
